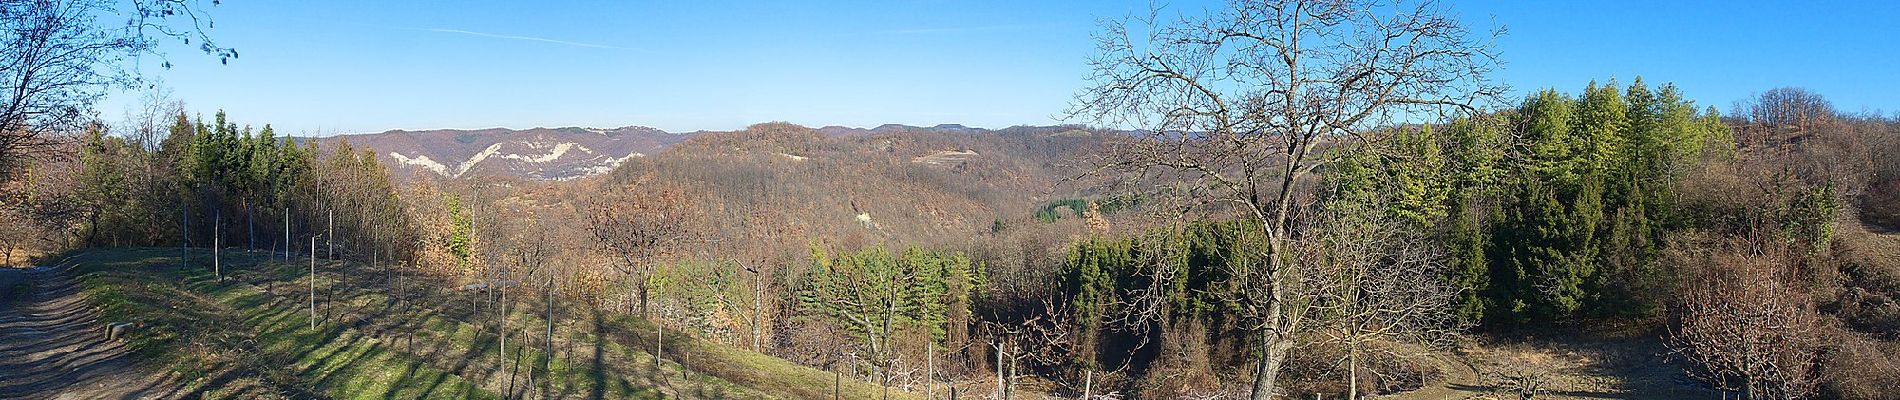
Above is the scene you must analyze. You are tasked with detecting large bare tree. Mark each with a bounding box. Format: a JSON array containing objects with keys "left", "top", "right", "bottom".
[
  {"left": 1, "top": 0, "right": 233, "bottom": 180},
  {"left": 587, "top": 176, "right": 710, "bottom": 319},
  {"left": 1068, "top": 0, "right": 1500, "bottom": 398}
]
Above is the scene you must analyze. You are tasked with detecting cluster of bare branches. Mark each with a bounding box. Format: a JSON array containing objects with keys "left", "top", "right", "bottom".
[
  {"left": 1, "top": 0, "right": 232, "bottom": 180},
  {"left": 1068, "top": 0, "right": 1501, "bottom": 397},
  {"left": 1303, "top": 204, "right": 1462, "bottom": 399},
  {"left": 587, "top": 174, "right": 712, "bottom": 319},
  {"left": 1669, "top": 232, "right": 1820, "bottom": 399},
  {"left": 722, "top": 204, "right": 801, "bottom": 352}
]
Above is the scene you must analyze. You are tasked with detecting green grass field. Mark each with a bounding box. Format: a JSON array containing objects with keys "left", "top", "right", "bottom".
[{"left": 63, "top": 248, "right": 917, "bottom": 399}]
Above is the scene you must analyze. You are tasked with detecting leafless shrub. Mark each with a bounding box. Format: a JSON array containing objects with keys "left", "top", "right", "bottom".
[
  {"left": 1668, "top": 232, "right": 1821, "bottom": 399},
  {"left": 1488, "top": 368, "right": 1551, "bottom": 400}
]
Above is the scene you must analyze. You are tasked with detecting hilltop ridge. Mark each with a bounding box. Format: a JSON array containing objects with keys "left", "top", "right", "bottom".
[{"left": 318, "top": 123, "right": 1097, "bottom": 181}]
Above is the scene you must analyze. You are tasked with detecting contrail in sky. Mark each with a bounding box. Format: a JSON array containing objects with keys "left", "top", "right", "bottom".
[{"left": 418, "top": 28, "right": 624, "bottom": 50}]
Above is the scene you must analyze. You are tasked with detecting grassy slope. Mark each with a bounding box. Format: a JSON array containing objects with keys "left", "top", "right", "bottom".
[
  {"left": 70, "top": 248, "right": 493, "bottom": 399},
  {"left": 71, "top": 247, "right": 915, "bottom": 400}
]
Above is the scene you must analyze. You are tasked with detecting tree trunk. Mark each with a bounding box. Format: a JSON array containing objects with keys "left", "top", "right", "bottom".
[
  {"left": 926, "top": 344, "right": 935, "bottom": 400},
  {"left": 996, "top": 343, "right": 1006, "bottom": 400},
  {"left": 545, "top": 279, "right": 556, "bottom": 383},
  {"left": 181, "top": 202, "right": 189, "bottom": 268},
  {"left": 879, "top": 309, "right": 892, "bottom": 400},
  {"left": 283, "top": 208, "right": 289, "bottom": 262},
  {"left": 1006, "top": 351, "right": 1017, "bottom": 400},
  {"left": 655, "top": 320, "right": 664, "bottom": 369},
  {"left": 753, "top": 272, "right": 766, "bottom": 352},
  {"left": 638, "top": 275, "right": 650, "bottom": 318},
  {"left": 1083, "top": 370, "right": 1093, "bottom": 400},
  {"left": 326, "top": 209, "right": 333, "bottom": 260},
  {"left": 501, "top": 283, "right": 510, "bottom": 397},
  {"left": 1251, "top": 223, "right": 1295, "bottom": 400},
  {"left": 1251, "top": 330, "right": 1287, "bottom": 400},
  {"left": 214, "top": 211, "right": 221, "bottom": 280},
  {"left": 246, "top": 199, "right": 254, "bottom": 251},
  {"left": 86, "top": 209, "right": 99, "bottom": 246},
  {"left": 1348, "top": 333, "right": 1359, "bottom": 400},
  {"left": 310, "top": 236, "right": 317, "bottom": 330}
]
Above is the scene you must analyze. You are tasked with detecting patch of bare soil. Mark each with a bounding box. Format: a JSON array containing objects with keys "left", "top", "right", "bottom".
[{"left": 0, "top": 261, "right": 184, "bottom": 399}]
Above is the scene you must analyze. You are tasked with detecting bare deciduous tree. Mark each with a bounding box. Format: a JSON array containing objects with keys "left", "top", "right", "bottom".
[
  {"left": 1, "top": 0, "right": 233, "bottom": 181},
  {"left": 587, "top": 175, "right": 709, "bottom": 319},
  {"left": 0, "top": 204, "right": 30, "bottom": 266},
  {"left": 725, "top": 205, "right": 798, "bottom": 352},
  {"left": 1669, "top": 233, "right": 1820, "bottom": 400},
  {"left": 1068, "top": 0, "right": 1500, "bottom": 398},
  {"left": 1743, "top": 87, "right": 1834, "bottom": 133},
  {"left": 500, "top": 218, "right": 554, "bottom": 397},
  {"left": 1304, "top": 206, "right": 1460, "bottom": 400}
]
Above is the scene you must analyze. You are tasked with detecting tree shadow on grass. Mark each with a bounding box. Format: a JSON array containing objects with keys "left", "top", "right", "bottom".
[{"left": 591, "top": 310, "right": 608, "bottom": 400}]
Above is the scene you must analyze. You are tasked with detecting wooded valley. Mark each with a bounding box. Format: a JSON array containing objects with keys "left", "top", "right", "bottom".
[{"left": 4, "top": 0, "right": 1899, "bottom": 399}]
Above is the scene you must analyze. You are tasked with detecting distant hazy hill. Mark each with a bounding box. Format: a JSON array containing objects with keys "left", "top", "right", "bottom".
[
  {"left": 318, "top": 126, "right": 693, "bottom": 181},
  {"left": 323, "top": 123, "right": 1099, "bottom": 182},
  {"left": 599, "top": 122, "right": 1117, "bottom": 247},
  {"left": 813, "top": 123, "right": 994, "bottom": 137}
]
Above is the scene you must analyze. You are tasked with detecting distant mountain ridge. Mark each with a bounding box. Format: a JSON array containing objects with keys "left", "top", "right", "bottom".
[
  {"left": 321, "top": 123, "right": 1089, "bottom": 181},
  {"left": 317, "top": 126, "right": 687, "bottom": 181}
]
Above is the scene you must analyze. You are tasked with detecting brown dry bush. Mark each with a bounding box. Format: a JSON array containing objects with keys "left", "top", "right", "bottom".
[
  {"left": 1863, "top": 178, "right": 1900, "bottom": 228},
  {"left": 1814, "top": 329, "right": 1900, "bottom": 400},
  {"left": 1128, "top": 320, "right": 1223, "bottom": 399},
  {"left": 1832, "top": 225, "right": 1900, "bottom": 339},
  {"left": 1277, "top": 339, "right": 1440, "bottom": 399}
]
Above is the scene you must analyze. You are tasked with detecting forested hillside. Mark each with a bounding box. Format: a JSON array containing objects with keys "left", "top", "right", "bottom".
[
  {"left": 14, "top": 82, "right": 1896, "bottom": 399},
  {"left": 5, "top": 0, "right": 1899, "bottom": 399}
]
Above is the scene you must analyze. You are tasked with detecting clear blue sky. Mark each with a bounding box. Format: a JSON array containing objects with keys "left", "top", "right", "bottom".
[{"left": 109, "top": 0, "right": 1900, "bottom": 136}]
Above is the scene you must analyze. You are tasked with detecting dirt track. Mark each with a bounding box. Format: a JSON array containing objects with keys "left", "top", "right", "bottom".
[
  {"left": 0, "top": 258, "right": 182, "bottom": 399},
  {"left": 1385, "top": 333, "right": 1723, "bottom": 400}
]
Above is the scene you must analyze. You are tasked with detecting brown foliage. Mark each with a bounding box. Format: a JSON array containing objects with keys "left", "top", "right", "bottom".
[
  {"left": 587, "top": 174, "right": 713, "bottom": 317},
  {"left": 1831, "top": 223, "right": 1900, "bottom": 340},
  {"left": 1864, "top": 177, "right": 1900, "bottom": 228},
  {"left": 1814, "top": 330, "right": 1900, "bottom": 400}
]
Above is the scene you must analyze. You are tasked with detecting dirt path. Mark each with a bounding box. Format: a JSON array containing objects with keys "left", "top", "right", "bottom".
[
  {"left": 0, "top": 258, "right": 184, "bottom": 400},
  {"left": 1385, "top": 352, "right": 1482, "bottom": 400},
  {"left": 1387, "top": 333, "right": 1722, "bottom": 400}
]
